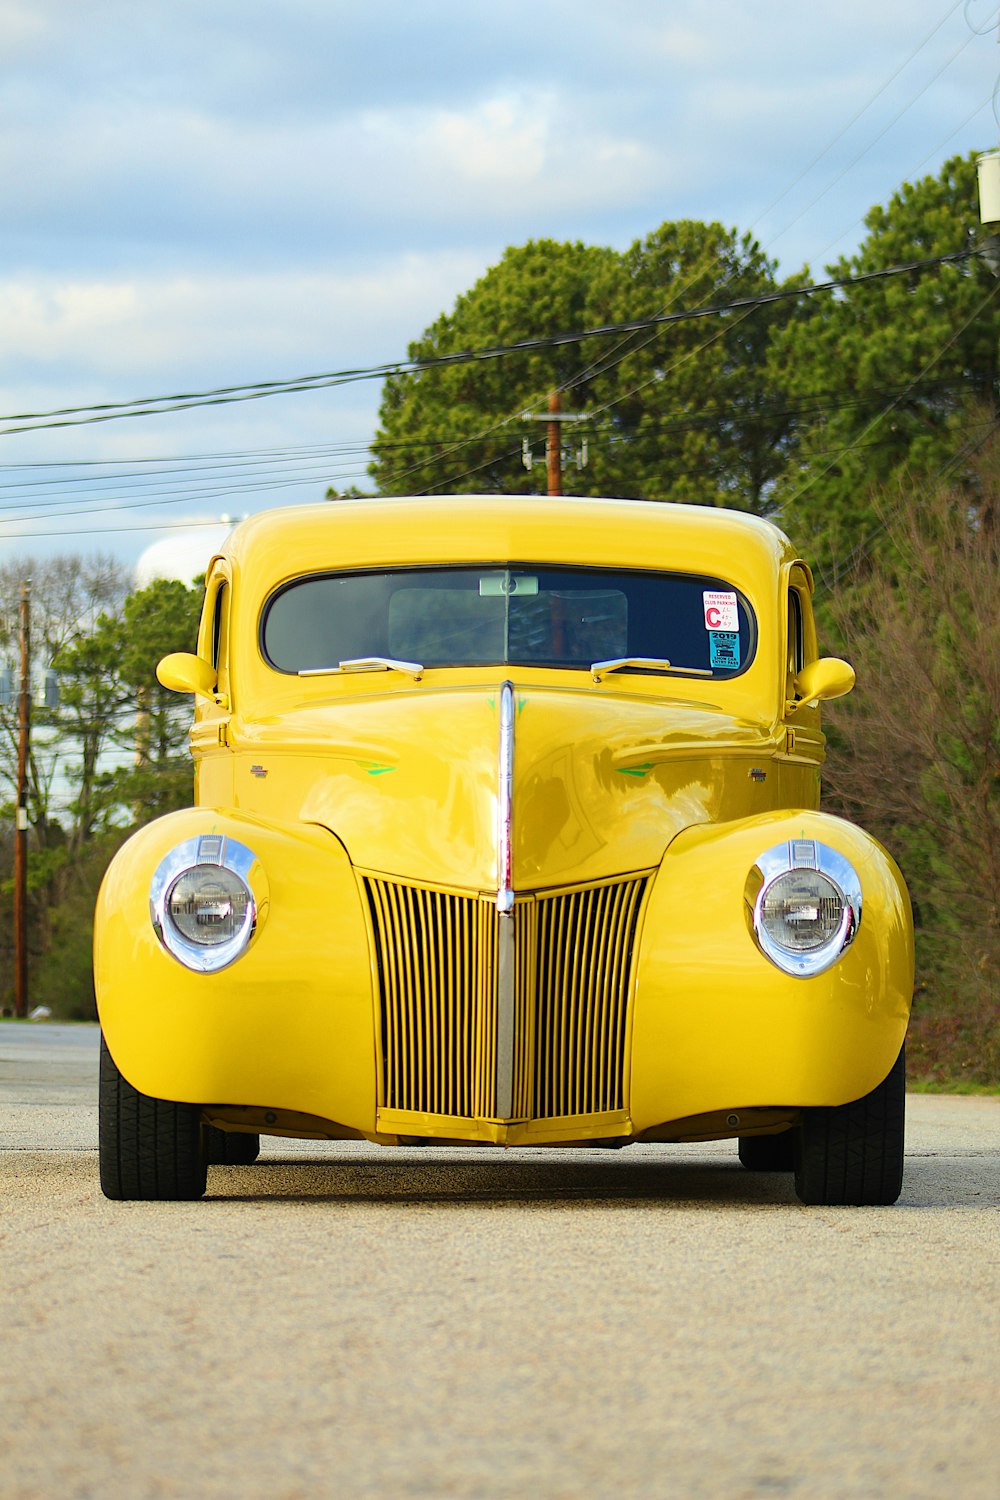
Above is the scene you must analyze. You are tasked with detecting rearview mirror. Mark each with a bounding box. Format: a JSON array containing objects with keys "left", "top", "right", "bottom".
[
  {"left": 791, "top": 657, "right": 855, "bottom": 709},
  {"left": 157, "top": 652, "right": 227, "bottom": 706}
]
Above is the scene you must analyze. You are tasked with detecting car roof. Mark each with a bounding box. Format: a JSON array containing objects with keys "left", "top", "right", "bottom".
[{"left": 215, "top": 495, "right": 796, "bottom": 600}]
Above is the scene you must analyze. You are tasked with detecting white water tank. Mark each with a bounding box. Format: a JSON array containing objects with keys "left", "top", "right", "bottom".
[{"left": 978, "top": 150, "right": 1000, "bottom": 223}]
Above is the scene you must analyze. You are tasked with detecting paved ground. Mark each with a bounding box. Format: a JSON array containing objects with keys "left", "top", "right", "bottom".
[{"left": 0, "top": 1021, "right": 997, "bottom": 1500}]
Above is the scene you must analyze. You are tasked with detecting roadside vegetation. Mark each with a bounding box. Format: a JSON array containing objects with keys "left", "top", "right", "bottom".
[
  {"left": 0, "top": 570, "right": 202, "bottom": 1018},
  {"left": 819, "top": 449, "right": 999, "bottom": 1089},
  {"left": 2, "top": 151, "right": 997, "bottom": 1088}
]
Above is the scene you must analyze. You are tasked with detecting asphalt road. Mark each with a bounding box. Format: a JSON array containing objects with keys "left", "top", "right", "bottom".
[{"left": 1, "top": 1021, "right": 997, "bottom": 1500}]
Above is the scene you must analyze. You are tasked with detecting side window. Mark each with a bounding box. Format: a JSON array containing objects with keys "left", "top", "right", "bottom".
[
  {"left": 785, "top": 566, "right": 820, "bottom": 711},
  {"left": 787, "top": 590, "right": 804, "bottom": 677},
  {"left": 197, "top": 571, "right": 232, "bottom": 707},
  {"left": 212, "top": 583, "right": 228, "bottom": 671}
]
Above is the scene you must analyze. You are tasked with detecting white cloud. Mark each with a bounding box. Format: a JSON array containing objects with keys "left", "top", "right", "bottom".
[
  {"left": 0, "top": 251, "right": 490, "bottom": 388},
  {"left": 406, "top": 96, "right": 551, "bottom": 185},
  {"left": 0, "top": 0, "right": 48, "bottom": 54},
  {"left": 0, "top": 0, "right": 993, "bottom": 569},
  {"left": 357, "top": 92, "right": 658, "bottom": 221},
  {"left": 3, "top": 85, "right": 660, "bottom": 259}
]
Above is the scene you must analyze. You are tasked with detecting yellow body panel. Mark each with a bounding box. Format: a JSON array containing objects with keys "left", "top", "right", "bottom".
[
  {"left": 95, "top": 808, "right": 378, "bottom": 1131},
  {"left": 216, "top": 683, "right": 814, "bottom": 891},
  {"left": 95, "top": 495, "right": 913, "bottom": 1148},
  {"left": 630, "top": 810, "right": 912, "bottom": 1130}
]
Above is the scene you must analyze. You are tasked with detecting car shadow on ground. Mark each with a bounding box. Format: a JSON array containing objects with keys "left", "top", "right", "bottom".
[
  {"left": 4, "top": 1147, "right": 982, "bottom": 1210},
  {"left": 204, "top": 1151, "right": 802, "bottom": 1208},
  {"left": 199, "top": 1142, "right": 992, "bottom": 1209}
]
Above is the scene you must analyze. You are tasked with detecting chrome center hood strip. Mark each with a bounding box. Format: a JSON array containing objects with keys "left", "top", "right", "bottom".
[
  {"left": 496, "top": 681, "right": 515, "bottom": 914},
  {"left": 497, "top": 681, "right": 515, "bottom": 1115}
]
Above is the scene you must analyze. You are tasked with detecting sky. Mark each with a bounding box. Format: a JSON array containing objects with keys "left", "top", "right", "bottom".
[{"left": 0, "top": 0, "right": 996, "bottom": 579}]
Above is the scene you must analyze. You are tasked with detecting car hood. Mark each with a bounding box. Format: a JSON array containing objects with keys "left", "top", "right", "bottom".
[{"left": 234, "top": 683, "right": 777, "bottom": 892}]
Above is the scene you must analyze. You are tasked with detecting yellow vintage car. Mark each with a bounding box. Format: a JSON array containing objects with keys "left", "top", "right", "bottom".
[{"left": 95, "top": 495, "right": 913, "bottom": 1204}]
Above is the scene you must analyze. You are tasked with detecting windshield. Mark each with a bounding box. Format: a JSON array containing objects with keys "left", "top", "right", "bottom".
[{"left": 261, "top": 566, "right": 756, "bottom": 678}]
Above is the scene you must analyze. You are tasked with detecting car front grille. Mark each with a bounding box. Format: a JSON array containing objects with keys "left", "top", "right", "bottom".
[{"left": 364, "top": 874, "right": 648, "bottom": 1122}]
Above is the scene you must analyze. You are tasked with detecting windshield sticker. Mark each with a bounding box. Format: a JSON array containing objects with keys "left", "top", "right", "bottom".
[
  {"left": 709, "top": 631, "right": 741, "bottom": 670},
  {"left": 703, "top": 590, "right": 739, "bottom": 630}
]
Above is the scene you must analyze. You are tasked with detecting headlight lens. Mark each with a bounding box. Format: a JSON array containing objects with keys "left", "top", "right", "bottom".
[
  {"left": 749, "top": 840, "right": 861, "bottom": 977},
  {"left": 150, "top": 835, "right": 263, "bottom": 972},
  {"left": 758, "top": 869, "right": 845, "bottom": 952},
  {"left": 166, "top": 865, "right": 252, "bottom": 946}
]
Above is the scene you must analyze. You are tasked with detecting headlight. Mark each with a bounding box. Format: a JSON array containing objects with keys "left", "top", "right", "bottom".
[
  {"left": 150, "top": 835, "right": 263, "bottom": 972},
  {"left": 748, "top": 839, "right": 860, "bottom": 977},
  {"left": 166, "top": 866, "right": 251, "bottom": 946}
]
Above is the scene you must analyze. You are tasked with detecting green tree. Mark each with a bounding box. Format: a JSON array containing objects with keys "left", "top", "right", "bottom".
[
  {"left": 0, "top": 571, "right": 202, "bottom": 1017},
  {"left": 0, "top": 555, "right": 131, "bottom": 849},
  {"left": 771, "top": 152, "right": 1000, "bottom": 577},
  {"left": 371, "top": 238, "right": 622, "bottom": 496},
  {"left": 112, "top": 578, "right": 204, "bottom": 819},
  {"left": 52, "top": 577, "right": 203, "bottom": 846},
  {"left": 820, "top": 440, "right": 1000, "bottom": 1086},
  {"left": 582, "top": 220, "right": 802, "bottom": 510},
  {"left": 370, "top": 225, "right": 802, "bottom": 511}
]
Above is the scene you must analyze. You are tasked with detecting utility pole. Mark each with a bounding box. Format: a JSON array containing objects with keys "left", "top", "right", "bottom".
[
  {"left": 521, "top": 393, "right": 589, "bottom": 497},
  {"left": 13, "top": 580, "right": 30, "bottom": 1019},
  {"left": 546, "top": 390, "right": 563, "bottom": 497}
]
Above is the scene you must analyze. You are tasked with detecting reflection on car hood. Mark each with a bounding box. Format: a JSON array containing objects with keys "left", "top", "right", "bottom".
[{"left": 235, "top": 684, "right": 777, "bottom": 891}]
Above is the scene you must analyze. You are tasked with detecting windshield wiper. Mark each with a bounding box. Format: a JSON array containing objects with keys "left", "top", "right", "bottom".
[
  {"left": 299, "top": 656, "right": 424, "bottom": 681},
  {"left": 590, "top": 657, "right": 713, "bottom": 683}
]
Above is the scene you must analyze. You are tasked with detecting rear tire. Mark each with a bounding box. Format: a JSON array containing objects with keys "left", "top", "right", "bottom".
[
  {"left": 794, "top": 1046, "right": 905, "bottom": 1206},
  {"left": 99, "top": 1034, "right": 207, "bottom": 1201},
  {"left": 738, "top": 1131, "right": 795, "bottom": 1171},
  {"left": 205, "top": 1127, "right": 261, "bottom": 1165}
]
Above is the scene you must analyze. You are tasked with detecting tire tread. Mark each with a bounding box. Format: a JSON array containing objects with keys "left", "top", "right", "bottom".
[
  {"left": 99, "top": 1035, "right": 207, "bottom": 1201},
  {"left": 738, "top": 1131, "right": 796, "bottom": 1172},
  {"left": 794, "top": 1047, "right": 905, "bottom": 1206}
]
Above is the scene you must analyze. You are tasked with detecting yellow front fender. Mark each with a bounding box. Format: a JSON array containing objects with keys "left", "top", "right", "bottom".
[
  {"left": 629, "top": 809, "right": 913, "bottom": 1132},
  {"left": 95, "top": 808, "right": 377, "bottom": 1131}
]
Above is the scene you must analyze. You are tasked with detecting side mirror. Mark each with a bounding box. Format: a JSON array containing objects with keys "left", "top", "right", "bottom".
[
  {"left": 790, "top": 656, "right": 855, "bottom": 710},
  {"left": 157, "top": 652, "right": 227, "bottom": 707}
]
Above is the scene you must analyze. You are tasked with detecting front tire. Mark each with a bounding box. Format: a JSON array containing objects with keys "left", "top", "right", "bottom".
[
  {"left": 99, "top": 1035, "right": 207, "bottom": 1201},
  {"left": 794, "top": 1046, "right": 905, "bottom": 1206},
  {"left": 738, "top": 1131, "right": 795, "bottom": 1171},
  {"left": 205, "top": 1127, "right": 261, "bottom": 1165}
]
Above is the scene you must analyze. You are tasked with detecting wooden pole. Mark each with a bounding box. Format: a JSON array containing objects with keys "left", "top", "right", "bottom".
[
  {"left": 13, "top": 580, "right": 30, "bottom": 1018},
  {"left": 546, "top": 390, "right": 562, "bottom": 497}
]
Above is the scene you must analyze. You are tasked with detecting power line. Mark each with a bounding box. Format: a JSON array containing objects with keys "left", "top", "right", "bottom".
[
  {"left": 807, "top": 90, "right": 994, "bottom": 269},
  {"left": 474, "top": 0, "right": 992, "bottom": 482},
  {"left": 765, "top": 27, "right": 979, "bottom": 253},
  {"left": 0, "top": 249, "right": 978, "bottom": 439},
  {"left": 0, "top": 329, "right": 986, "bottom": 533},
  {"left": 750, "top": 0, "right": 969, "bottom": 240},
  {"left": 815, "top": 408, "right": 1000, "bottom": 591},
  {"left": 779, "top": 277, "right": 1000, "bottom": 536}
]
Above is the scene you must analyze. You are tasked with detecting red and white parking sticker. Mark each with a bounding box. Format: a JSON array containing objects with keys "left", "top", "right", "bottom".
[{"left": 703, "top": 590, "right": 738, "bottom": 631}]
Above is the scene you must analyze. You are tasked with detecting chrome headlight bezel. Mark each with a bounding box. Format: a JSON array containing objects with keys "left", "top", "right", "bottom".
[
  {"left": 749, "top": 839, "right": 861, "bottom": 978},
  {"left": 150, "top": 835, "right": 262, "bottom": 973}
]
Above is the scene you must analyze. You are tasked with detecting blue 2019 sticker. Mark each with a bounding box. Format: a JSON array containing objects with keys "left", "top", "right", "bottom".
[{"left": 709, "top": 630, "right": 740, "bottom": 670}]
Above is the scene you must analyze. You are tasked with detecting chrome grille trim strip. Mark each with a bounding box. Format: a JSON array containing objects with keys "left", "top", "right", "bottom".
[
  {"left": 496, "top": 912, "right": 516, "bottom": 1117},
  {"left": 496, "top": 681, "right": 515, "bottom": 914},
  {"left": 496, "top": 681, "right": 516, "bottom": 1113}
]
